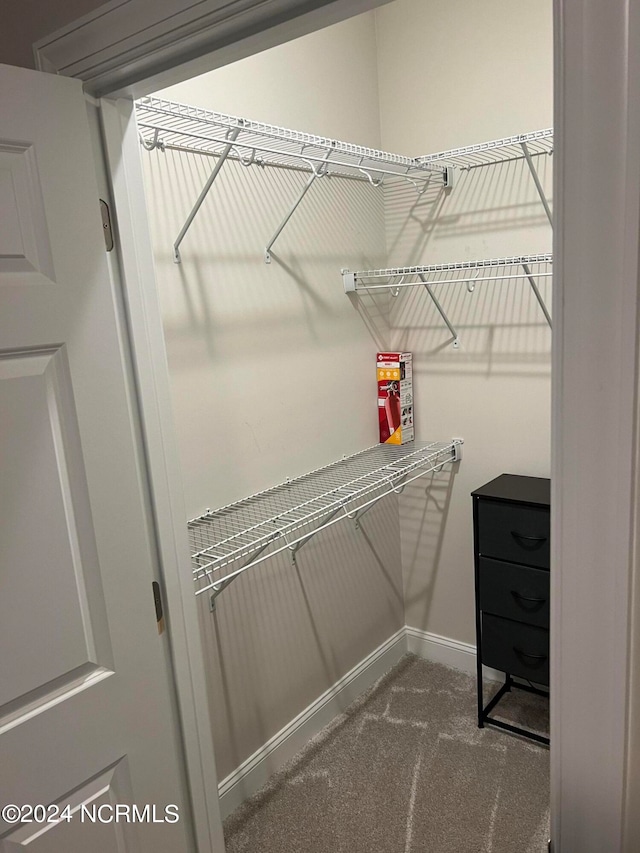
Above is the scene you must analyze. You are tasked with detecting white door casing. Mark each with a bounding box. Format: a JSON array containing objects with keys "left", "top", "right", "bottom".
[
  {"left": 0, "top": 64, "right": 194, "bottom": 852},
  {"left": 98, "top": 95, "right": 225, "bottom": 853},
  {"left": 25, "top": 0, "right": 640, "bottom": 850},
  {"left": 33, "top": 0, "right": 389, "bottom": 98}
]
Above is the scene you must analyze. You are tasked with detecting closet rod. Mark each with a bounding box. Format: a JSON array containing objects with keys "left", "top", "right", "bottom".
[{"left": 189, "top": 440, "right": 463, "bottom": 608}]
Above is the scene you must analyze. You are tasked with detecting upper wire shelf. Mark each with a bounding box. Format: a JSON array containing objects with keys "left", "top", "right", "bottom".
[
  {"left": 136, "top": 96, "right": 447, "bottom": 184},
  {"left": 418, "top": 128, "right": 553, "bottom": 170},
  {"left": 136, "top": 97, "right": 551, "bottom": 262},
  {"left": 189, "top": 439, "right": 462, "bottom": 606},
  {"left": 136, "top": 96, "right": 452, "bottom": 263}
]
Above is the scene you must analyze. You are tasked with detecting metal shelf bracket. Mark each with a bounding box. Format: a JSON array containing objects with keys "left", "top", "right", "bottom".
[
  {"left": 522, "top": 262, "right": 552, "bottom": 328},
  {"left": 520, "top": 141, "right": 553, "bottom": 227},
  {"left": 264, "top": 151, "right": 332, "bottom": 263},
  {"left": 419, "top": 273, "right": 460, "bottom": 348},
  {"left": 444, "top": 166, "right": 455, "bottom": 190},
  {"left": 342, "top": 270, "right": 356, "bottom": 293},
  {"left": 288, "top": 505, "right": 345, "bottom": 564},
  {"left": 349, "top": 498, "right": 377, "bottom": 530},
  {"left": 173, "top": 126, "right": 241, "bottom": 264},
  {"left": 208, "top": 540, "right": 274, "bottom": 609}
]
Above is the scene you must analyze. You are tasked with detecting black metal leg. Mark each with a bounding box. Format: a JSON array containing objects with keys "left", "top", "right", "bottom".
[
  {"left": 477, "top": 660, "right": 484, "bottom": 728},
  {"left": 479, "top": 676, "right": 550, "bottom": 746}
]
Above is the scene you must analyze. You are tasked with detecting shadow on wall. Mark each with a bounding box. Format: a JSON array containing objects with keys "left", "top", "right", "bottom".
[
  {"left": 346, "top": 288, "right": 390, "bottom": 353},
  {"left": 146, "top": 148, "right": 389, "bottom": 356},
  {"left": 399, "top": 467, "right": 457, "bottom": 629},
  {"left": 387, "top": 155, "right": 553, "bottom": 368},
  {"left": 142, "top": 143, "right": 391, "bottom": 509},
  {"left": 195, "top": 495, "right": 404, "bottom": 782},
  {"left": 384, "top": 174, "right": 451, "bottom": 264}
]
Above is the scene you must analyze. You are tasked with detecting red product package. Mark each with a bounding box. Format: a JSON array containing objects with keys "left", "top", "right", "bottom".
[{"left": 376, "top": 352, "right": 413, "bottom": 444}]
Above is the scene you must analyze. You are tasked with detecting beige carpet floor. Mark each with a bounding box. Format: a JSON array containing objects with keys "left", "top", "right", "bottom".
[{"left": 224, "top": 654, "right": 550, "bottom": 853}]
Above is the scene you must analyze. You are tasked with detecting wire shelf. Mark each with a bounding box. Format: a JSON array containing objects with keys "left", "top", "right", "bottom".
[
  {"left": 418, "top": 129, "right": 553, "bottom": 170},
  {"left": 136, "top": 96, "right": 446, "bottom": 183},
  {"left": 189, "top": 440, "right": 462, "bottom": 601},
  {"left": 342, "top": 255, "right": 552, "bottom": 347},
  {"left": 343, "top": 254, "right": 553, "bottom": 290}
]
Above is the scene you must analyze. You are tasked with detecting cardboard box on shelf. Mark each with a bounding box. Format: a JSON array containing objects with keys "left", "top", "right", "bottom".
[{"left": 377, "top": 352, "right": 413, "bottom": 445}]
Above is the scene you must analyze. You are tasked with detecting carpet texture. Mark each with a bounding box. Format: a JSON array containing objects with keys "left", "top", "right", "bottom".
[{"left": 224, "top": 655, "right": 550, "bottom": 853}]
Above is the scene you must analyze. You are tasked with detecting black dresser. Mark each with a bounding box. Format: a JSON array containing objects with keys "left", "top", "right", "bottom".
[{"left": 472, "top": 474, "right": 550, "bottom": 745}]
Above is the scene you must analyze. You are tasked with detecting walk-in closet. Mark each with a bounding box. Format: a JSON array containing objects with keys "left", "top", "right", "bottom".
[{"left": 136, "top": 0, "right": 552, "bottom": 848}]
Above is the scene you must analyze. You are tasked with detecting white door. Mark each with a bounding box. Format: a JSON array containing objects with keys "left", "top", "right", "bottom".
[{"left": 0, "top": 65, "right": 195, "bottom": 852}]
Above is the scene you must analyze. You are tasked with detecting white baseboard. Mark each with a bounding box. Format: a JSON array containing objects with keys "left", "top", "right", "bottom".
[
  {"left": 406, "top": 625, "right": 503, "bottom": 682},
  {"left": 217, "top": 626, "right": 408, "bottom": 818},
  {"left": 218, "top": 625, "right": 504, "bottom": 818}
]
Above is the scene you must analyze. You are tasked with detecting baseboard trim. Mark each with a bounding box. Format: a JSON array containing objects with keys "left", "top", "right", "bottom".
[
  {"left": 218, "top": 625, "right": 504, "bottom": 818},
  {"left": 406, "top": 625, "right": 502, "bottom": 681},
  {"left": 217, "top": 626, "right": 408, "bottom": 818}
]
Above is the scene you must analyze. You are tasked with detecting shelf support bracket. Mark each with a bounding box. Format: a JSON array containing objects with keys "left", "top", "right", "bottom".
[
  {"left": 288, "top": 505, "right": 346, "bottom": 564},
  {"left": 208, "top": 539, "right": 271, "bottom": 611},
  {"left": 522, "top": 263, "right": 552, "bottom": 328},
  {"left": 173, "top": 126, "right": 241, "bottom": 264},
  {"left": 520, "top": 141, "right": 553, "bottom": 227},
  {"left": 349, "top": 500, "right": 377, "bottom": 530},
  {"left": 264, "top": 150, "right": 332, "bottom": 263},
  {"left": 391, "top": 473, "right": 409, "bottom": 494},
  {"left": 419, "top": 274, "right": 460, "bottom": 348}
]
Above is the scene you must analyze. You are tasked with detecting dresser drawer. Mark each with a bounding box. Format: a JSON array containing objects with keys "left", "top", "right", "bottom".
[
  {"left": 479, "top": 557, "right": 549, "bottom": 628},
  {"left": 477, "top": 499, "right": 550, "bottom": 568},
  {"left": 482, "top": 614, "right": 549, "bottom": 686}
]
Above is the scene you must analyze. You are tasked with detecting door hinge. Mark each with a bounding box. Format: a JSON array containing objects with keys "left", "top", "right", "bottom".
[
  {"left": 152, "top": 581, "right": 165, "bottom": 635},
  {"left": 99, "top": 199, "right": 114, "bottom": 252}
]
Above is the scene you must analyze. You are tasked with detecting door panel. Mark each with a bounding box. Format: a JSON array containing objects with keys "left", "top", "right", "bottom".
[
  {"left": 0, "top": 143, "right": 54, "bottom": 281},
  {"left": 0, "top": 64, "right": 193, "bottom": 852},
  {"left": 0, "top": 346, "right": 112, "bottom": 711},
  {"left": 1, "top": 761, "right": 139, "bottom": 852}
]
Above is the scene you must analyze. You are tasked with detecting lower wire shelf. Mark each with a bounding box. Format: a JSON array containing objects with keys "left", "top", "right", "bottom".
[{"left": 189, "top": 439, "right": 463, "bottom": 605}]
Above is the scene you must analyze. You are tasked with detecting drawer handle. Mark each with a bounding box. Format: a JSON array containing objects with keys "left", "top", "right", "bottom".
[
  {"left": 511, "top": 530, "right": 548, "bottom": 543},
  {"left": 510, "top": 590, "right": 547, "bottom": 605},
  {"left": 513, "top": 647, "right": 547, "bottom": 663}
]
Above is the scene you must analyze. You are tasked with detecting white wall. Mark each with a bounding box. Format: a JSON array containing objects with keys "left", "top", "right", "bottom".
[
  {"left": 376, "top": 0, "right": 553, "bottom": 642},
  {"left": 142, "top": 0, "right": 553, "bottom": 783},
  {"left": 150, "top": 13, "right": 389, "bottom": 514},
  {"left": 143, "top": 12, "right": 403, "bottom": 781}
]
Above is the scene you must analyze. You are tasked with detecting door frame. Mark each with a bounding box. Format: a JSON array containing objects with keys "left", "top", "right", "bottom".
[
  {"left": 98, "top": 96, "right": 225, "bottom": 853},
  {"left": 32, "top": 0, "right": 640, "bottom": 850},
  {"left": 551, "top": 2, "right": 640, "bottom": 850}
]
